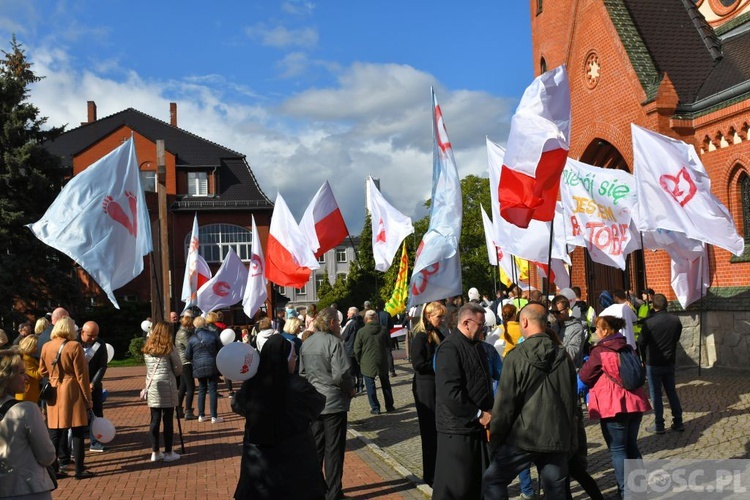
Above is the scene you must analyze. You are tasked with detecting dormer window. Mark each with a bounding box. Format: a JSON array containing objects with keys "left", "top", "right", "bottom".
[{"left": 187, "top": 172, "right": 208, "bottom": 196}]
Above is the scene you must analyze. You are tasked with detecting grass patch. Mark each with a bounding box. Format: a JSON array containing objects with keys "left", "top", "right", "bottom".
[{"left": 108, "top": 358, "right": 144, "bottom": 367}]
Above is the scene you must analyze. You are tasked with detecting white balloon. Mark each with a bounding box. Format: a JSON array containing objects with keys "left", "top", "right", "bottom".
[
  {"left": 105, "top": 343, "right": 115, "bottom": 363},
  {"left": 140, "top": 320, "right": 151, "bottom": 333},
  {"left": 91, "top": 417, "right": 116, "bottom": 443},
  {"left": 484, "top": 307, "right": 497, "bottom": 328},
  {"left": 220, "top": 328, "right": 236, "bottom": 346},
  {"left": 216, "top": 342, "right": 260, "bottom": 382}
]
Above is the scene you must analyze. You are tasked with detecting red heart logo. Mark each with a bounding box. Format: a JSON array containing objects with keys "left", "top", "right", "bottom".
[
  {"left": 659, "top": 167, "right": 697, "bottom": 207},
  {"left": 240, "top": 364, "right": 248, "bottom": 374}
]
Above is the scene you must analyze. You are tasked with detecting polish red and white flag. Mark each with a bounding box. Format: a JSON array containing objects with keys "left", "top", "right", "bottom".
[
  {"left": 300, "top": 181, "right": 349, "bottom": 258},
  {"left": 266, "top": 194, "right": 320, "bottom": 288},
  {"left": 499, "top": 65, "right": 570, "bottom": 229}
]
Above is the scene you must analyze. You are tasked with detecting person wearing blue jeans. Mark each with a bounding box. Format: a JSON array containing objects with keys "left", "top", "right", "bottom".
[
  {"left": 638, "top": 294, "right": 684, "bottom": 433},
  {"left": 646, "top": 365, "right": 683, "bottom": 431},
  {"left": 197, "top": 375, "right": 221, "bottom": 422},
  {"left": 363, "top": 373, "right": 394, "bottom": 414},
  {"left": 600, "top": 412, "right": 643, "bottom": 493}
]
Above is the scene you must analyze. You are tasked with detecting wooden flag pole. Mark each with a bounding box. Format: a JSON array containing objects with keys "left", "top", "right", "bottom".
[
  {"left": 156, "top": 140, "right": 170, "bottom": 321},
  {"left": 545, "top": 222, "right": 555, "bottom": 302}
]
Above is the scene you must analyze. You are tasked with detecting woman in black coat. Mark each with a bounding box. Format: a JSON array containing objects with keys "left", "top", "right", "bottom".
[
  {"left": 233, "top": 334, "right": 326, "bottom": 500},
  {"left": 410, "top": 301, "right": 447, "bottom": 487}
]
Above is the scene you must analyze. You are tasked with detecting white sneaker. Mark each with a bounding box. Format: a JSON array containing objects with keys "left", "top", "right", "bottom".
[
  {"left": 163, "top": 451, "right": 180, "bottom": 462},
  {"left": 197, "top": 415, "right": 207, "bottom": 422},
  {"left": 211, "top": 417, "right": 224, "bottom": 424},
  {"left": 150, "top": 451, "right": 164, "bottom": 462}
]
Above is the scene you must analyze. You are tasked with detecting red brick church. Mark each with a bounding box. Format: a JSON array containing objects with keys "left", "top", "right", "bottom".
[{"left": 530, "top": 0, "right": 750, "bottom": 368}]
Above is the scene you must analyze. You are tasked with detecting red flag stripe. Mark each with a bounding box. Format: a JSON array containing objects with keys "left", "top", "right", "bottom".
[
  {"left": 498, "top": 148, "right": 568, "bottom": 228},
  {"left": 265, "top": 233, "right": 312, "bottom": 288},
  {"left": 313, "top": 208, "right": 348, "bottom": 258}
]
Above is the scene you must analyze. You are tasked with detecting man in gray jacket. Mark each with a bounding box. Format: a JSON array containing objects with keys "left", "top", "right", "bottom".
[{"left": 300, "top": 307, "right": 355, "bottom": 500}]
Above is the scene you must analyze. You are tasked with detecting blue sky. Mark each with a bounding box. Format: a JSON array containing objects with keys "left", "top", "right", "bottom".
[{"left": 1, "top": 0, "right": 534, "bottom": 233}]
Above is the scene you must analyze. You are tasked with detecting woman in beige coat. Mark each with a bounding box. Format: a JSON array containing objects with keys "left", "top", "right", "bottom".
[
  {"left": 143, "top": 321, "right": 182, "bottom": 463},
  {"left": 39, "top": 317, "right": 93, "bottom": 479},
  {"left": 1, "top": 348, "right": 57, "bottom": 498}
]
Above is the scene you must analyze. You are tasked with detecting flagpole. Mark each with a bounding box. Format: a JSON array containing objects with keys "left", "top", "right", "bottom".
[
  {"left": 545, "top": 223, "right": 554, "bottom": 302},
  {"left": 639, "top": 232, "right": 649, "bottom": 296},
  {"left": 697, "top": 250, "right": 705, "bottom": 378}
]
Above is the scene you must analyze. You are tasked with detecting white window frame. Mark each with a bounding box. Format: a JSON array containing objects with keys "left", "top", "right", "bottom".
[
  {"left": 297, "top": 284, "right": 307, "bottom": 295},
  {"left": 187, "top": 171, "right": 208, "bottom": 197},
  {"left": 184, "top": 223, "right": 253, "bottom": 263},
  {"left": 140, "top": 171, "right": 157, "bottom": 193},
  {"left": 316, "top": 275, "right": 325, "bottom": 290},
  {"left": 318, "top": 254, "right": 326, "bottom": 264},
  {"left": 336, "top": 248, "right": 347, "bottom": 263}
]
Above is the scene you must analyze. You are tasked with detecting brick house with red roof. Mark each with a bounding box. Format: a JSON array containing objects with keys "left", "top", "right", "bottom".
[
  {"left": 530, "top": 0, "right": 750, "bottom": 367},
  {"left": 45, "top": 102, "right": 276, "bottom": 324}
]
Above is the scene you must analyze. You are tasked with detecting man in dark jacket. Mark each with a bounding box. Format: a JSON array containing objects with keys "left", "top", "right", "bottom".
[
  {"left": 354, "top": 310, "right": 394, "bottom": 415},
  {"left": 433, "top": 302, "right": 494, "bottom": 500},
  {"left": 638, "top": 293, "right": 684, "bottom": 433},
  {"left": 483, "top": 302, "right": 577, "bottom": 500},
  {"left": 341, "top": 307, "right": 364, "bottom": 393},
  {"left": 80, "top": 321, "right": 108, "bottom": 452}
]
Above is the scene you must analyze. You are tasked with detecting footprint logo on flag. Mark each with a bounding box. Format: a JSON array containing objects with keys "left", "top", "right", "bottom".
[{"left": 102, "top": 191, "right": 138, "bottom": 237}]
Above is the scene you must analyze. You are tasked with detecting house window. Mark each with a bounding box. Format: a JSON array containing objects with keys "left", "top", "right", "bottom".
[
  {"left": 540, "top": 57, "right": 547, "bottom": 74},
  {"left": 316, "top": 275, "right": 325, "bottom": 290},
  {"left": 184, "top": 223, "right": 253, "bottom": 263},
  {"left": 187, "top": 172, "right": 208, "bottom": 196},
  {"left": 318, "top": 254, "right": 326, "bottom": 263},
  {"left": 537, "top": 0, "right": 543, "bottom": 14},
  {"left": 140, "top": 171, "right": 157, "bottom": 192},
  {"left": 337, "top": 273, "right": 347, "bottom": 283},
  {"left": 276, "top": 285, "right": 286, "bottom": 296},
  {"left": 742, "top": 174, "right": 750, "bottom": 242},
  {"left": 336, "top": 248, "right": 347, "bottom": 263},
  {"left": 297, "top": 284, "right": 307, "bottom": 295}
]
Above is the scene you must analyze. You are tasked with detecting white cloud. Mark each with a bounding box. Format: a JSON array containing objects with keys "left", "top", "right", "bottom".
[
  {"left": 244, "top": 23, "right": 318, "bottom": 49},
  {"left": 281, "top": 1, "right": 315, "bottom": 16},
  {"left": 28, "top": 46, "right": 513, "bottom": 235}
]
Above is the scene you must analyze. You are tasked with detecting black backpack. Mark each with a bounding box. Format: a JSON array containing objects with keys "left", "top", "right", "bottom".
[{"left": 605, "top": 345, "right": 645, "bottom": 391}]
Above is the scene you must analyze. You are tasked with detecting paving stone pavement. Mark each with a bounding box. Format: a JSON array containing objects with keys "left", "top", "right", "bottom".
[
  {"left": 349, "top": 350, "right": 750, "bottom": 499},
  {"left": 48, "top": 351, "right": 750, "bottom": 499},
  {"left": 51, "top": 365, "right": 425, "bottom": 500}
]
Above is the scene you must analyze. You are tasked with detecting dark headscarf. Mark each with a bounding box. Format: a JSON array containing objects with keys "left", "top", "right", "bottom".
[
  {"left": 238, "top": 334, "right": 292, "bottom": 446},
  {"left": 599, "top": 290, "right": 614, "bottom": 309}
]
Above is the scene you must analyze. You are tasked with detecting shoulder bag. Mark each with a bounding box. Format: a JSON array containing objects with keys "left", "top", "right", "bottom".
[
  {"left": 140, "top": 357, "right": 162, "bottom": 401},
  {"left": 39, "top": 341, "right": 68, "bottom": 405}
]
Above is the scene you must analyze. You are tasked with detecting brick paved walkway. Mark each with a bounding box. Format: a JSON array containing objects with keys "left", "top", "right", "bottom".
[
  {"left": 349, "top": 351, "right": 750, "bottom": 499},
  {"left": 51, "top": 350, "right": 750, "bottom": 499},
  {"left": 52, "top": 365, "right": 425, "bottom": 500}
]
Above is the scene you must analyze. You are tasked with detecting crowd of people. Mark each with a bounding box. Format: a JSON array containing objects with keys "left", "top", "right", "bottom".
[{"left": 0, "top": 285, "right": 686, "bottom": 499}]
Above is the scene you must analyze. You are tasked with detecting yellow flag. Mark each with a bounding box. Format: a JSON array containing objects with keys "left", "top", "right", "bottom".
[
  {"left": 499, "top": 267, "right": 513, "bottom": 288},
  {"left": 515, "top": 257, "right": 529, "bottom": 282},
  {"left": 385, "top": 242, "right": 409, "bottom": 316}
]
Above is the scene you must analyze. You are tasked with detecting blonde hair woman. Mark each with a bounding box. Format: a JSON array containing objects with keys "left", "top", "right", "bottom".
[
  {"left": 35, "top": 317, "right": 50, "bottom": 335},
  {"left": 409, "top": 301, "right": 446, "bottom": 487},
  {"left": 0, "top": 349, "right": 57, "bottom": 498},
  {"left": 39, "top": 317, "right": 93, "bottom": 479},
  {"left": 16, "top": 335, "right": 42, "bottom": 402},
  {"left": 0, "top": 329, "right": 7, "bottom": 349},
  {"left": 142, "top": 321, "right": 182, "bottom": 462}
]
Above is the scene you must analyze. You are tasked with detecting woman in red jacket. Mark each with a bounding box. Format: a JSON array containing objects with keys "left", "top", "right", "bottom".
[{"left": 579, "top": 315, "right": 651, "bottom": 497}]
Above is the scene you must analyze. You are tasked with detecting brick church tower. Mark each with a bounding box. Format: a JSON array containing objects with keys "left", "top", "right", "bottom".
[{"left": 530, "top": 0, "right": 750, "bottom": 368}]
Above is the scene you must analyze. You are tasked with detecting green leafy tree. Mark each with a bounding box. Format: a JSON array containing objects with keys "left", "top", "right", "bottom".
[
  {"left": 315, "top": 268, "right": 334, "bottom": 308},
  {"left": 344, "top": 213, "right": 379, "bottom": 307},
  {"left": 0, "top": 36, "right": 81, "bottom": 327}
]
